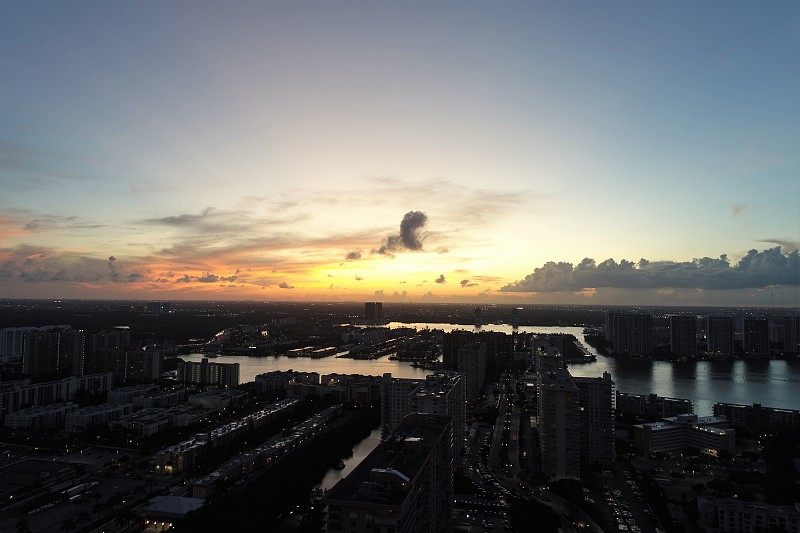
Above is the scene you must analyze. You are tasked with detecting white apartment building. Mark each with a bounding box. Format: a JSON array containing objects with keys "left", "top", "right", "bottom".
[{"left": 634, "top": 414, "right": 736, "bottom": 454}]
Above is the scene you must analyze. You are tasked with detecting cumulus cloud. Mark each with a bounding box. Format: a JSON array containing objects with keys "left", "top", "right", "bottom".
[
  {"left": 435, "top": 274, "right": 446, "bottom": 284},
  {"left": 500, "top": 248, "right": 800, "bottom": 292},
  {"left": 196, "top": 272, "right": 238, "bottom": 283},
  {"left": 354, "top": 276, "right": 364, "bottom": 281},
  {"left": 278, "top": 281, "right": 294, "bottom": 289},
  {"left": 375, "top": 211, "right": 428, "bottom": 255},
  {"left": 460, "top": 279, "right": 478, "bottom": 288},
  {"left": 345, "top": 250, "right": 362, "bottom": 261}
]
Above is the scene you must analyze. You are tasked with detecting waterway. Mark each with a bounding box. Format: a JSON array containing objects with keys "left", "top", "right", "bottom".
[
  {"left": 316, "top": 427, "right": 382, "bottom": 491},
  {"left": 179, "top": 322, "right": 800, "bottom": 417}
]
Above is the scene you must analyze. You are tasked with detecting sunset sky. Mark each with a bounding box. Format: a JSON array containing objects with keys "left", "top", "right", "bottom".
[{"left": 1, "top": 1, "right": 798, "bottom": 306}]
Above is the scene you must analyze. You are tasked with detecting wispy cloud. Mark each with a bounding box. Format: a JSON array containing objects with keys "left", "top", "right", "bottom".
[{"left": 731, "top": 203, "right": 747, "bottom": 218}]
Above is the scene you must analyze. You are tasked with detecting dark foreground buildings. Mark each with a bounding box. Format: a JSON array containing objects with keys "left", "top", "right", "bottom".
[{"left": 323, "top": 413, "right": 454, "bottom": 533}]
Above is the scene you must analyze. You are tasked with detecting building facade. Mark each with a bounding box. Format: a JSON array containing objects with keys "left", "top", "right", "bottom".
[
  {"left": 537, "top": 368, "right": 581, "bottom": 479},
  {"left": 634, "top": 414, "right": 736, "bottom": 454},
  {"left": 669, "top": 315, "right": 697, "bottom": 356},
  {"left": 707, "top": 315, "right": 735, "bottom": 356},
  {"left": 323, "top": 413, "right": 454, "bottom": 533},
  {"left": 176, "top": 358, "right": 240, "bottom": 388},
  {"left": 574, "top": 372, "right": 616, "bottom": 466},
  {"left": 457, "top": 342, "right": 487, "bottom": 403},
  {"left": 743, "top": 316, "right": 770, "bottom": 356},
  {"left": 697, "top": 497, "right": 800, "bottom": 533}
]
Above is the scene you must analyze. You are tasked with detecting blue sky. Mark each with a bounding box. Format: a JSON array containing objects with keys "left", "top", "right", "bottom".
[{"left": 1, "top": 1, "right": 798, "bottom": 305}]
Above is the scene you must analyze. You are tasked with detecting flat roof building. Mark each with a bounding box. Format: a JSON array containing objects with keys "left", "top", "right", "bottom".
[
  {"left": 634, "top": 414, "right": 735, "bottom": 454},
  {"left": 323, "top": 413, "right": 454, "bottom": 533}
]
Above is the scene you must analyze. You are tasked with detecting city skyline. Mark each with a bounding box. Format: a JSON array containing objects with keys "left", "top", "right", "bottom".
[{"left": 1, "top": 1, "right": 798, "bottom": 306}]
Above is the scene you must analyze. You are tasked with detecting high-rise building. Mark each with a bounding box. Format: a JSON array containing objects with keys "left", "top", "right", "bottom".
[
  {"left": 364, "top": 302, "right": 383, "bottom": 322},
  {"left": 22, "top": 327, "right": 84, "bottom": 377},
  {"left": 0, "top": 327, "right": 39, "bottom": 363},
  {"left": 176, "top": 358, "right": 240, "bottom": 388},
  {"left": 87, "top": 326, "right": 132, "bottom": 353},
  {"left": 381, "top": 372, "right": 465, "bottom": 446},
  {"left": 604, "top": 310, "right": 617, "bottom": 342},
  {"left": 535, "top": 348, "right": 565, "bottom": 383},
  {"left": 537, "top": 368, "right": 581, "bottom": 479},
  {"left": 474, "top": 307, "right": 483, "bottom": 327},
  {"left": 323, "top": 413, "right": 454, "bottom": 533},
  {"left": 707, "top": 315, "right": 735, "bottom": 356},
  {"left": 669, "top": 315, "right": 697, "bottom": 356},
  {"left": 574, "top": 372, "right": 616, "bottom": 466},
  {"left": 784, "top": 316, "right": 800, "bottom": 354},
  {"left": 611, "top": 314, "right": 653, "bottom": 356},
  {"left": 743, "top": 316, "right": 770, "bottom": 355},
  {"left": 124, "top": 347, "right": 164, "bottom": 382},
  {"left": 442, "top": 330, "right": 511, "bottom": 372},
  {"left": 381, "top": 374, "right": 424, "bottom": 439},
  {"left": 512, "top": 307, "right": 521, "bottom": 329},
  {"left": 457, "top": 343, "right": 487, "bottom": 403}
]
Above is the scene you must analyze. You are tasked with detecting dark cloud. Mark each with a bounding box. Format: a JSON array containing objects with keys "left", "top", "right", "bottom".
[
  {"left": 375, "top": 211, "right": 428, "bottom": 255},
  {"left": 399, "top": 211, "right": 427, "bottom": 250},
  {"left": 0, "top": 248, "right": 145, "bottom": 283},
  {"left": 345, "top": 250, "right": 362, "bottom": 261},
  {"left": 278, "top": 281, "right": 294, "bottom": 289},
  {"left": 354, "top": 276, "right": 364, "bottom": 281},
  {"left": 758, "top": 238, "right": 799, "bottom": 253},
  {"left": 147, "top": 207, "right": 215, "bottom": 226},
  {"left": 435, "top": 274, "right": 446, "bottom": 284},
  {"left": 500, "top": 247, "right": 800, "bottom": 293},
  {"left": 24, "top": 215, "right": 78, "bottom": 231},
  {"left": 460, "top": 279, "right": 478, "bottom": 287},
  {"left": 196, "top": 272, "right": 238, "bottom": 283},
  {"left": 731, "top": 203, "right": 747, "bottom": 218}
]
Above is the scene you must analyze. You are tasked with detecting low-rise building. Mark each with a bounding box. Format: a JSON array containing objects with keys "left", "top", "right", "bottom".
[
  {"left": 616, "top": 391, "right": 693, "bottom": 419},
  {"left": 713, "top": 402, "right": 800, "bottom": 433},
  {"left": 255, "top": 370, "right": 319, "bottom": 393},
  {"left": 4, "top": 402, "right": 79, "bottom": 431},
  {"left": 697, "top": 496, "right": 800, "bottom": 533},
  {"left": 188, "top": 389, "right": 247, "bottom": 410},
  {"left": 0, "top": 373, "right": 113, "bottom": 416},
  {"left": 112, "top": 408, "right": 172, "bottom": 437},
  {"left": 108, "top": 384, "right": 161, "bottom": 404},
  {"left": 138, "top": 495, "right": 205, "bottom": 531},
  {"left": 65, "top": 403, "right": 132, "bottom": 432},
  {"left": 634, "top": 414, "right": 735, "bottom": 454}
]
